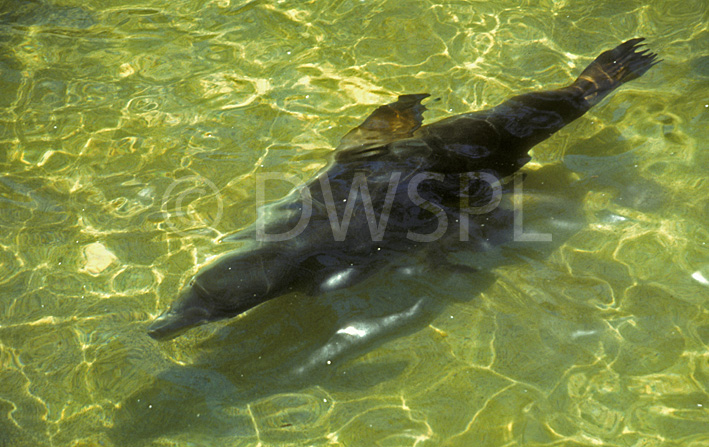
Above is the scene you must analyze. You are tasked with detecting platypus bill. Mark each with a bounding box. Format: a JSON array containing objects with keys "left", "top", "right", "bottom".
[{"left": 147, "top": 38, "right": 659, "bottom": 341}]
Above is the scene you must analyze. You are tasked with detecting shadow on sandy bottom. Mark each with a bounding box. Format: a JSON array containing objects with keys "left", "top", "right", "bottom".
[{"left": 107, "top": 160, "right": 650, "bottom": 445}]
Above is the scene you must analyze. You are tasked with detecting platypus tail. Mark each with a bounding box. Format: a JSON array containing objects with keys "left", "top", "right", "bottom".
[{"left": 573, "top": 37, "right": 661, "bottom": 106}]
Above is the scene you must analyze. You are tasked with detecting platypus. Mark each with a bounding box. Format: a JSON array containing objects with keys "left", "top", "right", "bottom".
[{"left": 148, "top": 38, "right": 659, "bottom": 340}]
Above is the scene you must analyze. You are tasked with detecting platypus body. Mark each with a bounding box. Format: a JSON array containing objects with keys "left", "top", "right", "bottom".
[{"left": 148, "top": 38, "right": 659, "bottom": 340}]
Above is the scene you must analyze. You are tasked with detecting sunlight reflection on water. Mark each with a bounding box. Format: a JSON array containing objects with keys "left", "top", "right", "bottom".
[{"left": 0, "top": 0, "right": 707, "bottom": 446}]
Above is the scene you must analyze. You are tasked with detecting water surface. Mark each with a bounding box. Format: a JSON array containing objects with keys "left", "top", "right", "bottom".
[{"left": 0, "top": 0, "right": 707, "bottom": 446}]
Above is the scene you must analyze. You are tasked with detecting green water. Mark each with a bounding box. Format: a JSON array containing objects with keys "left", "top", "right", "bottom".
[{"left": 1, "top": 0, "right": 708, "bottom": 446}]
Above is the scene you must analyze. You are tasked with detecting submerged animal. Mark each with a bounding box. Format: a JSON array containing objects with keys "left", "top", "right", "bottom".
[{"left": 148, "top": 38, "right": 659, "bottom": 340}]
